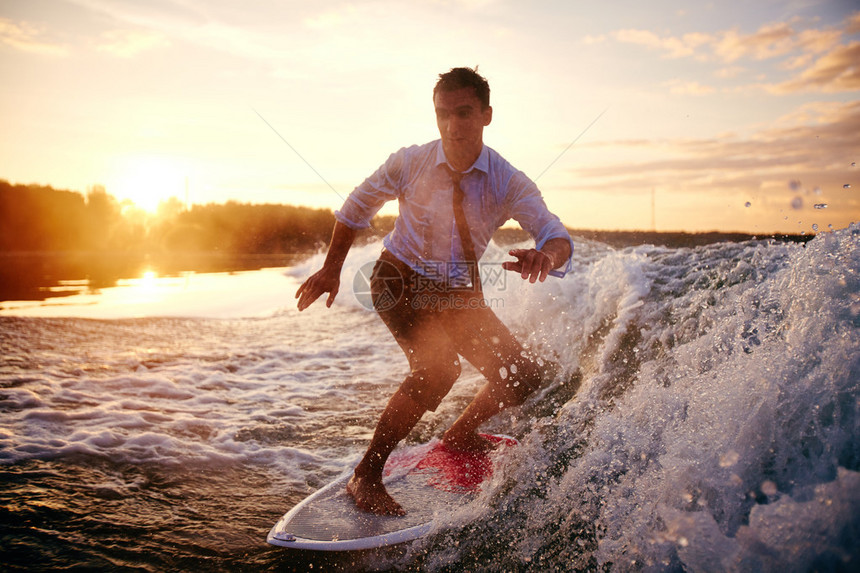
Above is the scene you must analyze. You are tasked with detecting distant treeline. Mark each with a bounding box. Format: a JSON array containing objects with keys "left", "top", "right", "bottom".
[
  {"left": 0, "top": 179, "right": 392, "bottom": 255},
  {"left": 1, "top": 179, "right": 812, "bottom": 256},
  {"left": 493, "top": 227, "right": 813, "bottom": 249},
  {"left": 2, "top": 179, "right": 814, "bottom": 301}
]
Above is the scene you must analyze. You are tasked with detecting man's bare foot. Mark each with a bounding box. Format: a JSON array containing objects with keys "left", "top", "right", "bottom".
[
  {"left": 441, "top": 430, "right": 496, "bottom": 453},
  {"left": 346, "top": 474, "right": 406, "bottom": 516}
]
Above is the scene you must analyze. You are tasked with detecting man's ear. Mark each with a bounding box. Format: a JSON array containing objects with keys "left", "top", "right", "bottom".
[{"left": 483, "top": 106, "right": 493, "bottom": 126}]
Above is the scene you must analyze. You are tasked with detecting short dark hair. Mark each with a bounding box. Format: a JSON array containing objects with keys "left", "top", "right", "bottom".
[{"left": 433, "top": 67, "right": 491, "bottom": 109}]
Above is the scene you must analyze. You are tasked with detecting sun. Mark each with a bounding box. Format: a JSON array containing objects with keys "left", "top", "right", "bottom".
[{"left": 109, "top": 155, "right": 187, "bottom": 213}]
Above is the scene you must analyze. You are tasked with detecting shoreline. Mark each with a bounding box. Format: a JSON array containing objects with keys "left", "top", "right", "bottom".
[
  {"left": 0, "top": 230, "right": 815, "bottom": 303},
  {"left": 494, "top": 227, "right": 815, "bottom": 248},
  {"left": 567, "top": 228, "right": 815, "bottom": 248}
]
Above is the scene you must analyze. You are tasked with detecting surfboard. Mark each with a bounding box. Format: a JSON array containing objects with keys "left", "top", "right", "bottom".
[{"left": 267, "top": 434, "right": 518, "bottom": 551}]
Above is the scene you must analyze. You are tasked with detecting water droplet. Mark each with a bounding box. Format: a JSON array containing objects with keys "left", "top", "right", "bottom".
[
  {"left": 791, "top": 197, "right": 803, "bottom": 210},
  {"left": 745, "top": 201, "right": 752, "bottom": 208},
  {"left": 844, "top": 184, "right": 852, "bottom": 189},
  {"left": 761, "top": 480, "right": 778, "bottom": 496},
  {"left": 812, "top": 223, "right": 819, "bottom": 231},
  {"left": 788, "top": 180, "right": 802, "bottom": 191},
  {"left": 719, "top": 450, "right": 740, "bottom": 467},
  {"left": 814, "top": 203, "right": 828, "bottom": 209}
]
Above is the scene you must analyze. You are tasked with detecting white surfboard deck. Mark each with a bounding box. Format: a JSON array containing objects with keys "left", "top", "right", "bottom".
[{"left": 267, "top": 434, "right": 517, "bottom": 551}]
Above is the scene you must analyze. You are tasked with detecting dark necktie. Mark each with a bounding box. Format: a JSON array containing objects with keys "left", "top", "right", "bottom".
[{"left": 448, "top": 168, "right": 482, "bottom": 295}]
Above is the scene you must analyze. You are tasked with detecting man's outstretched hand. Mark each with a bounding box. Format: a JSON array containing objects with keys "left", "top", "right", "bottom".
[
  {"left": 295, "top": 266, "right": 340, "bottom": 311},
  {"left": 502, "top": 237, "right": 571, "bottom": 283},
  {"left": 502, "top": 248, "right": 556, "bottom": 283}
]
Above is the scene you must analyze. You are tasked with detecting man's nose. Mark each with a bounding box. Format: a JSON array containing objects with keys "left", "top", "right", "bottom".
[{"left": 446, "top": 117, "right": 460, "bottom": 135}]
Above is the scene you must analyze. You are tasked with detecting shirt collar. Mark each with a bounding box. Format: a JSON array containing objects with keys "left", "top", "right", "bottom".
[{"left": 434, "top": 140, "right": 489, "bottom": 175}]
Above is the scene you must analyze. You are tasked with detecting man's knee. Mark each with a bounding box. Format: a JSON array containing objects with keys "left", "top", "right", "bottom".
[
  {"left": 401, "top": 358, "right": 462, "bottom": 411},
  {"left": 501, "top": 356, "right": 544, "bottom": 406}
]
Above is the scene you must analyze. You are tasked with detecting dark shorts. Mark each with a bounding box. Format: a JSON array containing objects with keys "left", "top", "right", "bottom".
[{"left": 370, "top": 250, "right": 543, "bottom": 412}]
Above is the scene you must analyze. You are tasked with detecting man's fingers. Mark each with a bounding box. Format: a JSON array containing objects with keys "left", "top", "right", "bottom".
[
  {"left": 325, "top": 285, "right": 339, "bottom": 308},
  {"left": 297, "top": 289, "right": 319, "bottom": 312},
  {"left": 296, "top": 275, "right": 321, "bottom": 311},
  {"left": 296, "top": 269, "right": 340, "bottom": 311},
  {"left": 536, "top": 253, "right": 553, "bottom": 283},
  {"left": 522, "top": 250, "right": 542, "bottom": 281},
  {"left": 505, "top": 248, "right": 552, "bottom": 283},
  {"left": 537, "top": 257, "right": 551, "bottom": 282},
  {"left": 522, "top": 252, "right": 534, "bottom": 280}
]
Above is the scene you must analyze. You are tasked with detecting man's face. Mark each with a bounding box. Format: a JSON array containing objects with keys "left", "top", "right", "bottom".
[{"left": 434, "top": 87, "right": 492, "bottom": 169}]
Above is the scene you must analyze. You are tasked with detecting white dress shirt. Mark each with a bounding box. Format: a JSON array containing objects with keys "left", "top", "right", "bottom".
[{"left": 335, "top": 140, "right": 573, "bottom": 284}]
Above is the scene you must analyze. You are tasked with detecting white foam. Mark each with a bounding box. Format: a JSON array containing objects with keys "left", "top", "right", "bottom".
[
  {"left": 2, "top": 225, "right": 858, "bottom": 569},
  {"left": 474, "top": 225, "right": 860, "bottom": 570}
]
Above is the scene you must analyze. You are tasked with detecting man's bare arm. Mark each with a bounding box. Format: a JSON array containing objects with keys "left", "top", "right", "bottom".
[
  {"left": 295, "top": 221, "right": 358, "bottom": 311},
  {"left": 502, "top": 237, "right": 572, "bottom": 283}
]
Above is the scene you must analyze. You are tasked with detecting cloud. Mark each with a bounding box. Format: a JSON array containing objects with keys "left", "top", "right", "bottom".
[
  {"left": 664, "top": 79, "right": 715, "bottom": 95},
  {"left": 714, "top": 21, "right": 798, "bottom": 63},
  {"left": 612, "top": 28, "right": 710, "bottom": 59},
  {"left": 425, "top": 0, "right": 499, "bottom": 9},
  {"left": 848, "top": 11, "right": 860, "bottom": 35},
  {"left": 610, "top": 11, "right": 860, "bottom": 95},
  {"left": 582, "top": 34, "right": 607, "bottom": 45},
  {"left": 613, "top": 16, "right": 847, "bottom": 64},
  {"left": 715, "top": 65, "right": 746, "bottom": 79},
  {"left": 67, "top": 0, "right": 296, "bottom": 61},
  {"left": 771, "top": 100, "right": 848, "bottom": 126},
  {"left": 572, "top": 100, "right": 860, "bottom": 199},
  {"left": 769, "top": 41, "right": 860, "bottom": 93},
  {"left": 612, "top": 17, "right": 845, "bottom": 64},
  {"left": 303, "top": 7, "right": 352, "bottom": 30},
  {"left": 95, "top": 29, "right": 170, "bottom": 57},
  {"left": 0, "top": 18, "right": 69, "bottom": 56}
]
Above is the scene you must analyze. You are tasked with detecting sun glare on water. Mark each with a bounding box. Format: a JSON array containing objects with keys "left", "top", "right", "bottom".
[
  {"left": 140, "top": 270, "right": 157, "bottom": 287},
  {"left": 109, "top": 156, "right": 186, "bottom": 213},
  {"left": 119, "top": 269, "right": 164, "bottom": 304}
]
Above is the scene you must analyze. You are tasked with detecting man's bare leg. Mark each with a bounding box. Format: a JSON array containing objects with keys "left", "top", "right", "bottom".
[
  {"left": 442, "top": 381, "right": 514, "bottom": 452},
  {"left": 347, "top": 388, "right": 425, "bottom": 516}
]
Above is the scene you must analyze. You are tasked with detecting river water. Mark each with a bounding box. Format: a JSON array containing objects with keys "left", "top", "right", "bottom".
[{"left": 1, "top": 227, "right": 858, "bottom": 571}]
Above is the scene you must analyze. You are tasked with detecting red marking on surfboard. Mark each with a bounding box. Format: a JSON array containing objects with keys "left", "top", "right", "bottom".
[{"left": 413, "top": 434, "right": 518, "bottom": 493}]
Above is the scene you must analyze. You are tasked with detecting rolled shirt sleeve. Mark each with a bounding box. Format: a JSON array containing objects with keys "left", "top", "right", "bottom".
[
  {"left": 334, "top": 151, "right": 403, "bottom": 229},
  {"left": 505, "top": 171, "right": 574, "bottom": 277}
]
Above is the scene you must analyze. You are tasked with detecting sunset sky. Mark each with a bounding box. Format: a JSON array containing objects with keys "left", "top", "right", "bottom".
[{"left": 1, "top": 0, "right": 858, "bottom": 234}]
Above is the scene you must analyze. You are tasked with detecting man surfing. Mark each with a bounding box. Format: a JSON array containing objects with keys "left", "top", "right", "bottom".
[{"left": 296, "top": 67, "right": 572, "bottom": 516}]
